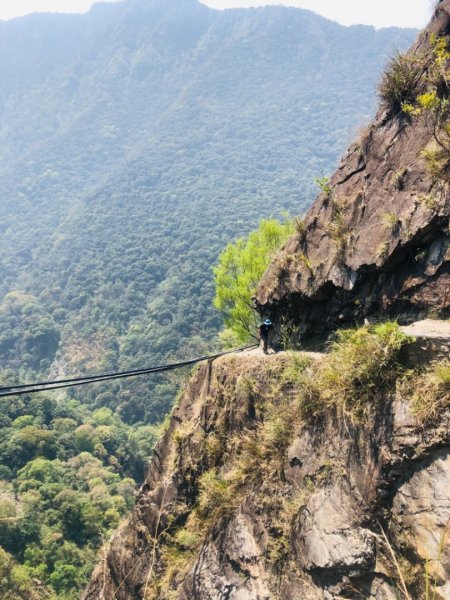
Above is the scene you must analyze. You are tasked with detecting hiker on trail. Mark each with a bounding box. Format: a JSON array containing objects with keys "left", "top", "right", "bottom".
[{"left": 258, "top": 318, "right": 273, "bottom": 354}]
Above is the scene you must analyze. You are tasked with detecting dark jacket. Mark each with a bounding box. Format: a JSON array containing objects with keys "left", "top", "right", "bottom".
[{"left": 259, "top": 323, "right": 272, "bottom": 338}]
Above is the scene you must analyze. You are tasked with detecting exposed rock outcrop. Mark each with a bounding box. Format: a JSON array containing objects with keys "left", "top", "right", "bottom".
[
  {"left": 400, "top": 318, "right": 450, "bottom": 364},
  {"left": 83, "top": 332, "right": 450, "bottom": 599},
  {"left": 256, "top": 1, "right": 450, "bottom": 339}
]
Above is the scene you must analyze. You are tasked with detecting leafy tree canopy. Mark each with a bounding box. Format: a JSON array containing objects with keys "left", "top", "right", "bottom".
[{"left": 214, "top": 218, "right": 293, "bottom": 342}]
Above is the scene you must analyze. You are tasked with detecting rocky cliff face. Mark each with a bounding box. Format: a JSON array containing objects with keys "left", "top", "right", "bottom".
[
  {"left": 256, "top": 1, "right": 450, "bottom": 340},
  {"left": 83, "top": 322, "right": 450, "bottom": 599}
]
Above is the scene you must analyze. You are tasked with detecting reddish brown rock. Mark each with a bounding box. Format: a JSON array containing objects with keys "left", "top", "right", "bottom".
[{"left": 256, "top": 2, "right": 450, "bottom": 339}]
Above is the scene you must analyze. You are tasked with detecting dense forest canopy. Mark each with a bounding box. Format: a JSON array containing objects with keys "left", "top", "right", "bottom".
[
  {"left": 0, "top": 390, "right": 160, "bottom": 599},
  {"left": 0, "top": 0, "right": 416, "bottom": 424},
  {"left": 0, "top": 0, "right": 417, "bottom": 596}
]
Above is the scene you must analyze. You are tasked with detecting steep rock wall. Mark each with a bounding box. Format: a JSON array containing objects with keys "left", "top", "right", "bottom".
[
  {"left": 256, "top": 1, "right": 450, "bottom": 339},
  {"left": 83, "top": 341, "right": 450, "bottom": 599}
]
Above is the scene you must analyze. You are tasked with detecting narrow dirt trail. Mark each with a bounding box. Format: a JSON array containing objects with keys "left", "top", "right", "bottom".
[
  {"left": 236, "top": 319, "right": 450, "bottom": 364},
  {"left": 400, "top": 318, "right": 450, "bottom": 339},
  {"left": 237, "top": 346, "right": 324, "bottom": 360}
]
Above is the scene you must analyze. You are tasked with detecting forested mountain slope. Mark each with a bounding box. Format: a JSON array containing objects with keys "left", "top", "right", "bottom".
[
  {"left": 0, "top": 1, "right": 419, "bottom": 597},
  {"left": 0, "top": 0, "right": 416, "bottom": 423}
]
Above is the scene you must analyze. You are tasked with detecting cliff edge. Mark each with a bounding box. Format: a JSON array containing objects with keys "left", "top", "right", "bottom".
[
  {"left": 256, "top": 1, "right": 450, "bottom": 339},
  {"left": 83, "top": 324, "right": 450, "bottom": 599}
]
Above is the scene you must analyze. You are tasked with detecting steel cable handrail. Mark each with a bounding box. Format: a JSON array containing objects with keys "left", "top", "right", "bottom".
[{"left": 0, "top": 344, "right": 258, "bottom": 397}]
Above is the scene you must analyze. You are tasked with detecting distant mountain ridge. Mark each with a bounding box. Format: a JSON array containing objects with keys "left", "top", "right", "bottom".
[{"left": 0, "top": 0, "right": 417, "bottom": 422}]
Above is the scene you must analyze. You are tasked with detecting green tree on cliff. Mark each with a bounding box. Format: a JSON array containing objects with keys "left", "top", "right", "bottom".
[{"left": 213, "top": 218, "right": 293, "bottom": 343}]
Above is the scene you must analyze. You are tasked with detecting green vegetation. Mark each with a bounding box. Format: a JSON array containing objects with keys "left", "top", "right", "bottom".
[
  {"left": 0, "top": 3, "right": 416, "bottom": 597},
  {"left": 149, "top": 325, "right": 413, "bottom": 595},
  {"left": 396, "top": 35, "right": 450, "bottom": 182},
  {"left": 420, "top": 142, "right": 450, "bottom": 180},
  {"left": 0, "top": 3, "right": 415, "bottom": 425},
  {"left": 146, "top": 352, "right": 312, "bottom": 598},
  {"left": 140, "top": 324, "right": 450, "bottom": 597},
  {"left": 213, "top": 218, "right": 294, "bottom": 342},
  {"left": 379, "top": 51, "right": 422, "bottom": 116},
  {"left": 405, "top": 359, "right": 450, "bottom": 424},
  {"left": 0, "top": 391, "right": 160, "bottom": 598},
  {"left": 229, "top": 356, "right": 312, "bottom": 485},
  {"left": 0, "top": 546, "right": 44, "bottom": 600},
  {"left": 314, "top": 176, "right": 333, "bottom": 195},
  {"left": 417, "top": 193, "right": 439, "bottom": 210},
  {"left": 299, "top": 322, "right": 409, "bottom": 421},
  {"left": 196, "top": 470, "right": 239, "bottom": 522},
  {"left": 381, "top": 211, "right": 400, "bottom": 232}
]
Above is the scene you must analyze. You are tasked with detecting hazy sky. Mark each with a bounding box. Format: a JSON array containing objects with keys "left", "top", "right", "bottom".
[{"left": 0, "top": 0, "right": 435, "bottom": 28}]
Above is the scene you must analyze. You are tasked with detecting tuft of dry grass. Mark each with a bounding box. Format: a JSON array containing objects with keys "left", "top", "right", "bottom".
[
  {"left": 298, "top": 251, "right": 314, "bottom": 275},
  {"left": 393, "top": 167, "right": 408, "bottom": 190},
  {"left": 196, "top": 470, "right": 240, "bottom": 522},
  {"left": 327, "top": 206, "right": 348, "bottom": 253},
  {"left": 379, "top": 52, "right": 422, "bottom": 117},
  {"left": 293, "top": 217, "right": 306, "bottom": 239},
  {"left": 298, "top": 322, "right": 410, "bottom": 421},
  {"left": 420, "top": 143, "right": 450, "bottom": 183},
  {"left": 407, "top": 359, "right": 450, "bottom": 424},
  {"left": 417, "top": 193, "right": 439, "bottom": 210},
  {"left": 381, "top": 211, "right": 401, "bottom": 232}
]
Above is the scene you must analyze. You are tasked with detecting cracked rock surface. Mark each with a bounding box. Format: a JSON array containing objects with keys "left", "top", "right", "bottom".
[
  {"left": 294, "top": 485, "right": 376, "bottom": 575},
  {"left": 256, "top": 2, "right": 450, "bottom": 338},
  {"left": 392, "top": 449, "right": 450, "bottom": 586},
  {"left": 82, "top": 345, "right": 450, "bottom": 599}
]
